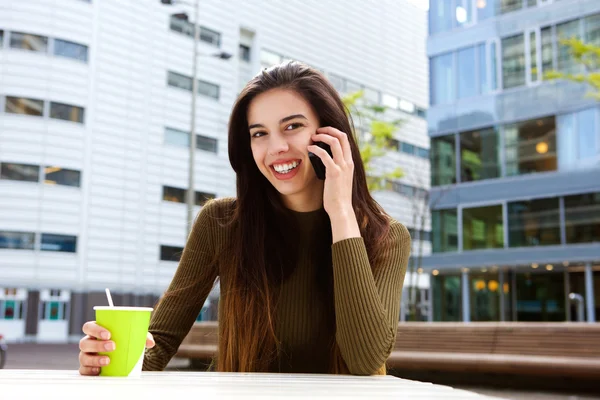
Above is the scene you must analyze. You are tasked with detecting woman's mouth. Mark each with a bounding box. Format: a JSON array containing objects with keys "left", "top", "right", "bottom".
[{"left": 271, "top": 160, "right": 301, "bottom": 180}]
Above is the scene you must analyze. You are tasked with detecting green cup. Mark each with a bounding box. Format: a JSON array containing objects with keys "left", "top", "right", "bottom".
[{"left": 93, "top": 306, "right": 153, "bottom": 377}]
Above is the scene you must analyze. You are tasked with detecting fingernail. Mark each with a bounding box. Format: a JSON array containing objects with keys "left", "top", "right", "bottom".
[
  {"left": 100, "top": 357, "right": 110, "bottom": 366},
  {"left": 92, "top": 367, "right": 100, "bottom": 374},
  {"left": 101, "top": 332, "right": 110, "bottom": 340},
  {"left": 104, "top": 342, "right": 115, "bottom": 351}
]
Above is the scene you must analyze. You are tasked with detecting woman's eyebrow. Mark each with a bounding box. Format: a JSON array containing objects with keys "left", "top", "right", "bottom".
[{"left": 248, "top": 114, "right": 308, "bottom": 130}]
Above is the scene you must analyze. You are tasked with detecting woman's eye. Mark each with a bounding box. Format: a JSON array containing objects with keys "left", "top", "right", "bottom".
[
  {"left": 251, "top": 131, "right": 266, "bottom": 138},
  {"left": 286, "top": 123, "right": 303, "bottom": 131}
]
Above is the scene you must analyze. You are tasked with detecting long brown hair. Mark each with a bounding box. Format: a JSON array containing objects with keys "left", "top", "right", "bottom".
[{"left": 217, "top": 61, "right": 390, "bottom": 374}]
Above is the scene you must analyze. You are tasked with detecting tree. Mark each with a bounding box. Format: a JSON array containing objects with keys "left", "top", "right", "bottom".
[
  {"left": 544, "top": 37, "right": 600, "bottom": 99},
  {"left": 341, "top": 91, "right": 404, "bottom": 191}
]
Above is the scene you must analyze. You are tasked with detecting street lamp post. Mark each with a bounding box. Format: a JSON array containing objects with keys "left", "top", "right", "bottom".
[{"left": 160, "top": 0, "right": 231, "bottom": 237}]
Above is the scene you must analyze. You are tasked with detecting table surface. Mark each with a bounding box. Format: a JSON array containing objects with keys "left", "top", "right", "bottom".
[{"left": 0, "top": 369, "right": 506, "bottom": 400}]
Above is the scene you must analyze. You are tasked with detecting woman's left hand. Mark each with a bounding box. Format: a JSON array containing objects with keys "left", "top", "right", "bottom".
[{"left": 307, "top": 127, "right": 355, "bottom": 219}]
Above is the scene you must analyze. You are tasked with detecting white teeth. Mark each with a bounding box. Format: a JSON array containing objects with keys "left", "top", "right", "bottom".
[{"left": 273, "top": 161, "right": 298, "bottom": 173}]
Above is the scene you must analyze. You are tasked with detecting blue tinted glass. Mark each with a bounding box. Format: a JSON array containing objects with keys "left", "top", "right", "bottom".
[
  {"left": 165, "top": 128, "right": 189, "bottom": 147},
  {"left": 0, "top": 231, "right": 35, "bottom": 250},
  {"left": 478, "top": 44, "right": 488, "bottom": 94},
  {"left": 402, "top": 142, "right": 416, "bottom": 155},
  {"left": 431, "top": 53, "right": 455, "bottom": 105},
  {"left": 54, "top": 39, "right": 88, "bottom": 62},
  {"left": 417, "top": 147, "right": 430, "bottom": 159},
  {"left": 457, "top": 46, "right": 477, "bottom": 99},
  {"left": 429, "top": 0, "right": 453, "bottom": 34},
  {"left": 578, "top": 107, "right": 597, "bottom": 160},
  {"left": 41, "top": 234, "right": 77, "bottom": 253}
]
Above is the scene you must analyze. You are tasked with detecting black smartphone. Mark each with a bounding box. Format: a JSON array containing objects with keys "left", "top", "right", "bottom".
[{"left": 308, "top": 141, "right": 333, "bottom": 180}]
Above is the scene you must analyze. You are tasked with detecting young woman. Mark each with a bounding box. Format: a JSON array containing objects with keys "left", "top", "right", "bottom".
[{"left": 78, "top": 61, "right": 411, "bottom": 376}]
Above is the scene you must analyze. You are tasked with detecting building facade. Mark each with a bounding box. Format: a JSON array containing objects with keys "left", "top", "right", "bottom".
[
  {"left": 425, "top": 0, "right": 599, "bottom": 323},
  {"left": 0, "top": 0, "right": 429, "bottom": 342}
]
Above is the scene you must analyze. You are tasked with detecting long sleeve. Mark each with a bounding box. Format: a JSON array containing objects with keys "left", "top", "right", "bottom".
[
  {"left": 331, "top": 221, "right": 411, "bottom": 375},
  {"left": 143, "top": 199, "right": 227, "bottom": 371}
]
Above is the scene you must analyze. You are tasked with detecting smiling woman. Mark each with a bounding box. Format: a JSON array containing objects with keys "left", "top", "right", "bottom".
[{"left": 78, "top": 61, "right": 411, "bottom": 377}]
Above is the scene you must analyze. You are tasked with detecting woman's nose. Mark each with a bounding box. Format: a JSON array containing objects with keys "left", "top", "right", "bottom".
[{"left": 268, "top": 135, "right": 289, "bottom": 156}]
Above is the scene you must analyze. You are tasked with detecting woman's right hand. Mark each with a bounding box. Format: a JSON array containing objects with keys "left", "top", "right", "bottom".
[
  {"left": 78, "top": 321, "right": 156, "bottom": 375},
  {"left": 78, "top": 321, "right": 115, "bottom": 376}
]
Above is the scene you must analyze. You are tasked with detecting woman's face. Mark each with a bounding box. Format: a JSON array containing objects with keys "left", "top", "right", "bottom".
[{"left": 247, "top": 88, "right": 323, "bottom": 210}]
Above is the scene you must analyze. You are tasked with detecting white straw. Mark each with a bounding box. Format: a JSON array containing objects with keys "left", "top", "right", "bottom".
[{"left": 105, "top": 288, "right": 114, "bottom": 307}]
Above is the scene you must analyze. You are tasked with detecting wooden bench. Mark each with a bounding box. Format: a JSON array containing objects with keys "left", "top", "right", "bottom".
[{"left": 175, "top": 322, "right": 600, "bottom": 379}]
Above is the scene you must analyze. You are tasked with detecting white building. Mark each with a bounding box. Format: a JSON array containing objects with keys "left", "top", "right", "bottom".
[{"left": 0, "top": 0, "right": 429, "bottom": 343}]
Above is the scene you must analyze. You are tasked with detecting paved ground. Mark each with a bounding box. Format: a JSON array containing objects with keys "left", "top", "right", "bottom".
[{"left": 3, "top": 343, "right": 600, "bottom": 400}]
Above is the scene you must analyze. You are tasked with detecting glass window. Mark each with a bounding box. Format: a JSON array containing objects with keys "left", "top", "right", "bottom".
[
  {"left": 5, "top": 96, "right": 44, "bottom": 116},
  {"left": 381, "top": 94, "right": 398, "bottom": 109},
  {"left": 502, "top": 34, "right": 526, "bottom": 89},
  {"left": 477, "top": 0, "right": 497, "bottom": 21},
  {"left": 429, "top": 0, "right": 453, "bottom": 34},
  {"left": 399, "top": 99, "right": 415, "bottom": 114},
  {"left": 470, "top": 270, "right": 501, "bottom": 321},
  {"left": 508, "top": 198, "right": 561, "bottom": 247},
  {"left": 260, "top": 49, "right": 282, "bottom": 68},
  {"left": 416, "top": 107, "right": 427, "bottom": 119},
  {"left": 169, "top": 15, "right": 221, "bottom": 47},
  {"left": 516, "top": 271, "right": 565, "bottom": 321},
  {"left": 454, "top": 0, "right": 473, "bottom": 27},
  {"left": 195, "top": 191, "right": 216, "bottom": 206},
  {"left": 44, "top": 166, "right": 81, "bottom": 187},
  {"left": 41, "top": 234, "right": 77, "bottom": 252},
  {"left": 460, "top": 127, "right": 500, "bottom": 182},
  {"left": 541, "top": 27, "right": 553, "bottom": 78},
  {"left": 0, "top": 300, "right": 23, "bottom": 320},
  {"left": 387, "top": 138, "right": 400, "bottom": 151},
  {"left": 164, "top": 127, "right": 189, "bottom": 147},
  {"left": 0, "top": 162, "right": 40, "bottom": 182},
  {"left": 42, "top": 301, "right": 66, "bottom": 320},
  {"left": 363, "top": 88, "right": 380, "bottom": 104},
  {"left": 501, "top": 0, "right": 523, "bottom": 14},
  {"left": 585, "top": 13, "right": 600, "bottom": 47},
  {"left": 345, "top": 80, "right": 362, "bottom": 94},
  {"left": 478, "top": 43, "right": 489, "bottom": 94},
  {"left": 401, "top": 142, "right": 416, "bottom": 155},
  {"left": 198, "top": 80, "right": 219, "bottom": 99},
  {"left": 50, "top": 102, "right": 84, "bottom": 123},
  {"left": 239, "top": 44, "right": 251, "bottom": 62},
  {"left": 0, "top": 30, "right": 3, "bottom": 48},
  {"left": 431, "top": 134, "right": 456, "bottom": 186},
  {"left": 463, "top": 205, "right": 504, "bottom": 250},
  {"left": 54, "top": 39, "right": 88, "bottom": 62},
  {"left": 417, "top": 147, "right": 430, "bottom": 159},
  {"left": 328, "top": 73, "right": 345, "bottom": 92},
  {"left": 564, "top": 192, "right": 600, "bottom": 244},
  {"left": 163, "top": 186, "right": 186, "bottom": 203},
  {"left": 197, "top": 135, "right": 218, "bottom": 153},
  {"left": 10, "top": 32, "right": 48, "bottom": 52},
  {"left": 0, "top": 231, "right": 35, "bottom": 250},
  {"left": 557, "top": 19, "right": 581, "bottom": 75},
  {"left": 557, "top": 107, "right": 599, "bottom": 170},
  {"left": 433, "top": 274, "right": 462, "bottom": 321},
  {"left": 430, "top": 52, "right": 455, "bottom": 105},
  {"left": 167, "top": 71, "right": 193, "bottom": 91},
  {"left": 457, "top": 46, "right": 477, "bottom": 99},
  {"left": 504, "top": 116, "right": 557, "bottom": 176},
  {"left": 529, "top": 31, "right": 538, "bottom": 82},
  {"left": 199, "top": 27, "right": 221, "bottom": 47},
  {"left": 490, "top": 41, "right": 498, "bottom": 91},
  {"left": 432, "top": 209, "right": 459, "bottom": 253},
  {"left": 160, "top": 245, "right": 183, "bottom": 262}
]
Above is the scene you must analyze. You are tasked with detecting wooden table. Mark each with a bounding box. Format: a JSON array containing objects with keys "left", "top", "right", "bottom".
[{"left": 0, "top": 369, "right": 505, "bottom": 399}]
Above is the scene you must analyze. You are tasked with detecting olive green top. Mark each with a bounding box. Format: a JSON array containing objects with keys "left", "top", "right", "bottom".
[{"left": 143, "top": 197, "right": 410, "bottom": 375}]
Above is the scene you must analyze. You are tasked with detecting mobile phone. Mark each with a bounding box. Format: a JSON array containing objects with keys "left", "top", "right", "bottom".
[{"left": 308, "top": 141, "right": 333, "bottom": 180}]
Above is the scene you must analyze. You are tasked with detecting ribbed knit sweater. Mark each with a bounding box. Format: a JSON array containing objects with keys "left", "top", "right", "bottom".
[{"left": 143, "top": 197, "right": 411, "bottom": 375}]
